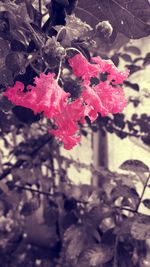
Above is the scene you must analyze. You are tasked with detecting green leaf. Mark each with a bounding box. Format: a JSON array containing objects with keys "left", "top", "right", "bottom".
[
  {"left": 119, "top": 160, "right": 149, "bottom": 173},
  {"left": 76, "top": 0, "right": 150, "bottom": 39}
]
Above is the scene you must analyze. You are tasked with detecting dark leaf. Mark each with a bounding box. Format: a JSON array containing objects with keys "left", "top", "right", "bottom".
[
  {"left": 76, "top": 0, "right": 150, "bottom": 39},
  {"left": 142, "top": 136, "right": 150, "bottom": 146},
  {"left": 0, "top": 64, "right": 13, "bottom": 86},
  {"left": 0, "top": 38, "right": 10, "bottom": 57},
  {"left": 124, "top": 46, "right": 141, "bottom": 55},
  {"left": 43, "top": 200, "right": 58, "bottom": 227},
  {"left": 113, "top": 114, "right": 125, "bottom": 129},
  {"left": 143, "top": 199, "right": 150, "bottom": 209},
  {"left": 0, "top": 96, "right": 14, "bottom": 112},
  {"left": 121, "top": 53, "right": 132, "bottom": 62},
  {"left": 124, "top": 81, "right": 139, "bottom": 91},
  {"left": 117, "top": 242, "right": 133, "bottom": 267},
  {"left": 10, "top": 39, "right": 26, "bottom": 52},
  {"left": 119, "top": 160, "right": 149, "bottom": 172},
  {"left": 115, "top": 131, "right": 128, "bottom": 139},
  {"left": 5, "top": 52, "right": 26, "bottom": 75},
  {"left": 55, "top": 0, "right": 69, "bottom": 5},
  {"left": 21, "top": 197, "right": 40, "bottom": 216},
  {"left": 111, "top": 54, "right": 120, "bottom": 66},
  {"left": 12, "top": 106, "right": 41, "bottom": 124},
  {"left": 111, "top": 184, "right": 139, "bottom": 209},
  {"left": 125, "top": 64, "right": 141, "bottom": 75},
  {"left": 143, "top": 52, "right": 150, "bottom": 66}
]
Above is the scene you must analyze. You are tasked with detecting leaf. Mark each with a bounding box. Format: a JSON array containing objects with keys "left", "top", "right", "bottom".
[
  {"left": 111, "top": 54, "right": 120, "bottom": 66},
  {"left": 121, "top": 53, "right": 133, "bottom": 62},
  {"left": 111, "top": 184, "right": 139, "bottom": 209},
  {"left": 131, "top": 222, "right": 150, "bottom": 240},
  {"left": 125, "top": 64, "right": 141, "bottom": 75},
  {"left": 143, "top": 199, "right": 150, "bottom": 209},
  {"left": 119, "top": 160, "right": 149, "bottom": 173},
  {"left": 0, "top": 96, "right": 14, "bottom": 112},
  {"left": 124, "top": 46, "right": 141, "bottom": 55},
  {"left": 43, "top": 200, "right": 58, "bottom": 227},
  {"left": 21, "top": 197, "right": 40, "bottom": 216},
  {"left": 0, "top": 66, "right": 13, "bottom": 86},
  {"left": 76, "top": 0, "right": 150, "bottom": 39},
  {"left": 5, "top": 52, "right": 26, "bottom": 75},
  {"left": 124, "top": 81, "right": 139, "bottom": 91},
  {"left": 0, "top": 38, "right": 10, "bottom": 57},
  {"left": 77, "top": 245, "right": 113, "bottom": 267},
  {"left": 63, "top": 225, "right": 85, "bottom": 264},
  {"left": 143, "top": 52, "right": 150, "bottom": 66},
  {"left": 55, "top": 0, "right": 69, "bottom": 5}
]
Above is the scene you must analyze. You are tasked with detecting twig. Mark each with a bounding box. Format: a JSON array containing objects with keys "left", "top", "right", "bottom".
[
  {"left": 136, "top": 172, "right": 150, "bottom": 212},
  {"left": 14, "top": 184, "right": 53, "bottom": 197},
  {"left": 39, "top": 0, "right": 42, "bottom": 14},
  {"left": 56, "top": 58, "right": 63, "bottom": 82},
  {"left": 113, "top": 236, "right": 118, "bottom": 267},
  {"left": 66, "top": 47, "right": 84, "bottom": 56}
]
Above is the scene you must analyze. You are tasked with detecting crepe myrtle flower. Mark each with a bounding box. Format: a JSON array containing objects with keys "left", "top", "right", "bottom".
[{"left": 4, "top": 53, "right": 129, "bottom": 149}]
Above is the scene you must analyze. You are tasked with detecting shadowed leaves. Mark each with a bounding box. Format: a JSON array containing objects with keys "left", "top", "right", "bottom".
[{"left": 76, "top": 0, "right": 150, "bottom": 39}]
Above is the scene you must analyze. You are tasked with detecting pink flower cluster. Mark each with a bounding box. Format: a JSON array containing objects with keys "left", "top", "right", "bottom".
[{"left": 4, "top": 54, "right": 129, "bottom": 149}]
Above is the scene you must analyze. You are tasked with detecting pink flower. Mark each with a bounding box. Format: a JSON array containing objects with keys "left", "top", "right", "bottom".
[
  {"left": 81, "top": 81, "right": 127, "bottom": 121},
  {"left": 49, "top": 99, "right": 85, "bottom": 149},
  {"left": 81, "top": 84, "right": 107, "bottom": 122},
  {"left": 4, "top": 54, "right": 129, "bottom": 150},
  {"left": 4, "top": 73, "right": 70, "bottom": 119},
  {"left": 91, "top": 56, "right": 129, "bottom": 84},
  {"left": 69, "top": 54, "right": 129, "bottom": 85},
  {"left": 68, "top": 54, "right": 99, "bottom": 83}
]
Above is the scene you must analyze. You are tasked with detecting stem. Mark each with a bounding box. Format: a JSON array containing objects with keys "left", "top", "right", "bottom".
[
  {"left": 14, "top": 184, "right": 53, "bottom": 197},
  {"left": 136, "top": 172, "right": 150, "bottom": 212},
  {"left": 26, "top": 23, "right": 44, "bottom": 47},
  {"left": 56, "top": 58, "right": 63, "bottom": 82},
  {"left": 39, "top": 0, "right": 42, "bottom": 14},
  {"left": 66, "top": 47, "right": 84, "bottom": 56},
  {"left": 113, "top": 236, "right": 118, "bottom": 267}
]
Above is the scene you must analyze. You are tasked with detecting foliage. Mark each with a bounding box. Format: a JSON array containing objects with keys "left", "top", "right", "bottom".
[{"left": 0, "top": 0, "right": 150, "bottom": 266}]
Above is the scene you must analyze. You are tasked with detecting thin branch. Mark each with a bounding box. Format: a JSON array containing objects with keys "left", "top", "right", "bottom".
[
  {"left": 14, "top": 184, "right": 53, "bottom": 197},
  {"left": 56, "top": 58, "right": 63, "bottom": 82},
  {"left": 39, "top": 0, "right": 42, "bottom": 14},
  {"left": 113, "top": 236, "right": 118, "bottom": 267},
  {"left": 66, "top": 47, "right": 84, "bottom": 56},
  {"left": 136, "top": 172, "right": 150, "bottom": 212}
]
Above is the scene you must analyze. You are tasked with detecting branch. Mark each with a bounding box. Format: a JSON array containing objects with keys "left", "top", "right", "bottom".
[
  {"left": 136, "top": 172, "right": 150, "bottom": 212},
  {"left": 39, "top": 0, "right": 42, "bottom": 14}
]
